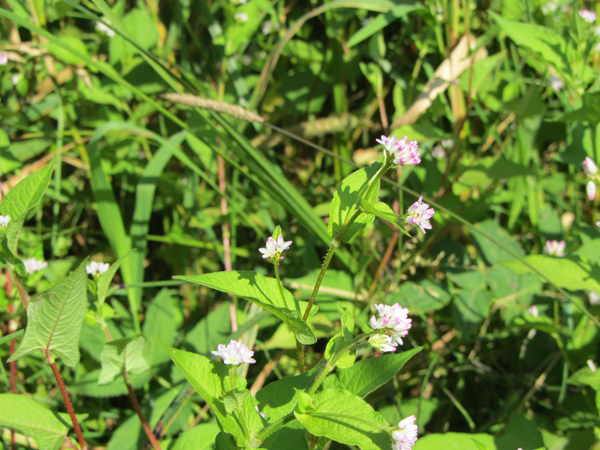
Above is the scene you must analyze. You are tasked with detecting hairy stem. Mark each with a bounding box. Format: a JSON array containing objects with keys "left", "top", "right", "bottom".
[
  {"left": 46, "top": 351, "right": 87, "bottom": 450},
  {"left": 125, "top": 372, "right": 162, "bottom": 450}
]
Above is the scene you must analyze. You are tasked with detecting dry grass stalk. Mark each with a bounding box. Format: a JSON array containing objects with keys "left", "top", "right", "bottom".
[{"left": 161, "top": 93, "right": 264, "bottom": 123}]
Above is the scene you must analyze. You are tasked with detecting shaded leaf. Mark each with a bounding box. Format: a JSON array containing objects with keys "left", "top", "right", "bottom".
[{"left": 99, "top": 336, "right": 150, "bottom": 385}]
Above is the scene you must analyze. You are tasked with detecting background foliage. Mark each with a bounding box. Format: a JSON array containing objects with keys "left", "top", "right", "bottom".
[{"left": 1, "top": 0, "right": 600, "bottom": 448}]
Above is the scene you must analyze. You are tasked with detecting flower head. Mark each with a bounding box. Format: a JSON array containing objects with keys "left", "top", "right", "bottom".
[
  {"left": 583, "top": 157, "right": 598, "bottom": 177},
  {"left": 96, "top": 20, "right": 116, "bottom": 37},
  {"left": 0, "top": 53, "right": 7, "bottom": 66},
  {"left": 259, "top": 234, "right": 292, "bottom": 262},
  {"left": 588, "top": 360, "right": 597, "bottom": 373},
  {"left": 587, "top": 181, "right": 597, "bottom": 201},
  {"left": 370, "top": 303, "right": 412, "bottom": 346},
  {"left": 376, "top": 135, "right": 421, "bottom": 167},
  {"left": 23, "top": 258, "right": 48, "bottom": 275},
  {"left": 528, "top": 305, "right": 539, "bottom": 318},
  {"left": 234, "top": 12, "right": 249, "bottom": 22},
  {"left": 0, "top": 215, "right": 10, "bottom": 228},
  {"left": 405, "top": 197, "right": 434, "bottom": 234},
  {"left": 548, "top": 73, "right": 563, "bottom": 92},
  {"left": 590, "top": 292, "right": 600, "bottom": 305},
  {"left": 391, "top": 415, "right": 418, "bottom": 450},
  {"left": 368, "top": 333, "right": 397, "bottom": 353},
  {"left": 579, "top": 9, "right": 597, "bottom": 23},
  {"left": 86, "top": 261, "right": 110, "bottom": 277},
  {"left": 544, "top": 240, "right": 565, "bottom": 257},
  {"left": 212, "top": 340, "right": 256, "bottom": 365}
]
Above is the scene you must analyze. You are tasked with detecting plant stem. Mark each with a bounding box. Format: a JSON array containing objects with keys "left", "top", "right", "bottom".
[
  {"left": 6, "top": 268, "right": 15, "bottom": 450},
  {"left": 125, "top": 372, "right": 162, "bottom": 450},
  {"left": 46, "top": 351, "right": 87, "bottom": 450}
]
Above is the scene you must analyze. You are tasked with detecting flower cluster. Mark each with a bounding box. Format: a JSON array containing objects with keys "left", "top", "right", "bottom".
[
  {"left": 86, "top": 261, "right": 110, "bottom": 277},
  {"left": 23, "top": 257, "right": 48, "bottom": 275},
  {"left": 432, "top": 139, "right": 453, "bottom": 159},
  {"left": 579, "top": 9, "right": 597, "bottom": 23},
  {"left": 0, "top": 215, "right": 10, "bottom": 228},
  {"left": 405, "top": 197, "right": 435, "bottom": 234},
  {"left": 259, "top": 235, "right": 292, "bottom": 262},
  {"left": 368, "top": 303, "right": 412, "bottom": 353},
  {"left": 212, "top": 340, "right": 256, "bottom": 365},
  {"left": 392, "top": 415, "right": 418, "bottom": 450},
  {"left": 582, "top": 157, "right": 598, "bottom": 201},
  {"left": 376, "top": 135, "right": 421, "bottom": 167},
  {"left": 96, "top": 20, "right": 115, "bottom": 37},
  {"left": 544, "top": 240, "right": 565, "bottom": 257}
]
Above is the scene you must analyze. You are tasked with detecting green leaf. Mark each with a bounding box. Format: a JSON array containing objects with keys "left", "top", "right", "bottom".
[
  {"left": 224, "top": 388, "right": 250, "bottom": 413},
  {"left": 185, "top": 302, "right": 245, "bottom": 356},
  {"left": 156, "top": 337, "right": 249, "bottom": 445},
  {"left": 9, "top": 259, "right": 88, "bottom": 366},
  {"left": 360, "top": 199, "right": 410, "bottom": 236},
  {"left": 176, "top": 271, "right": 317, "bottom": 345},
  {"left": 323, "top": 347, "right": 422, "bottom": 397},
  {"left": 569, "top": 366, "right": 600, "bottom": 391},
  {"left": 347, "top": 4, "right": 420, "bottom": 47},
  {"left": 489, "top": 12, "right": 569, "bottom": 75},
  {"left": 500, "top": 256, "right": 600, "bottom": 292},
  {"left": 99, "top": 336, "right": 150, "bottom": 385},
  {"left": 494, "top": 413, "right": 544, "bottom": 450},
  {"left": 562, "top": 92, "right": 600, "bottom": 123},
  {"left": 0, "top": 394, "right": 71, "bottom": 450},
  {"left": 96, "top": 251, "right": 134, "bottom": 306},
  {"left": 324, "top": 307, "right": 356, "bottom": 368},
  {"left": 414, "top": 433, "right": 496, "bottom": 449},
  {"left": 386, "top": 281, "right": 451, "bottom": 315},
  {"left": 294, "top": 389, "right": 390, "bottom": 450},
  {"left": 171, "top": 423, "right": 221, "bottom": 450},
  {"left": 0, "top": 155, "right": 55, "bottom": 254},
  {"left": 471, "top": 440, "right": 494, "bottom": 450},
  {"left": 328, "top": 160, "right": 383, "bottom": 242},
  {"left": 143, "top": 289, "right": 181, "bottom": 365}
]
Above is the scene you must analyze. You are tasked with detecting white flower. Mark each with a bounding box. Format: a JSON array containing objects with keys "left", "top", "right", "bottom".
[
  {"left": 579, "top": 9, "right": 597, "bottom": 23},
  {"left": 588, "top": 360, "right": 597, "bottom": 373},
  {"left": 405, "top": 197, "right": 435, "bottom": 234},
  {"left": 258, "top": 234, "right": 292, "bottom": 261},
  {"left": 544, "top": 240, "right": 565, "bottom": 257},
  {"left": 232, "top": 0, "right": 247, "bottom": 4},
  {"left": 590, "top": 292, "right": 600, "bottom": 305},
  {"left": 583, "top": 157, "right": 598, "bottom": 177},
  {"left": 212, "top": 340, "right": 256, "bottom": 365},
  {"left": 96, "top": 20, "right": 116, "bottom": 37},
  {"left": 368, "top": 334, "right": 397, "bottom": 353},
  {"left": 541, "top": 1, "right": 558, "bottom": 15},
  {"left": 587, "top": 181, "right": 597, "bottom": 201},
  {"left": 548, "top": 73, "right": 563, "bottom": 92},
  {"left": 262, "top": 20, "right": 279, "bottom": 35},
  {"left": 86, "top": 261, "right": 110, "bottom": 276},
  {"left": 391, "top": 415, "right": 418, "bottom": 450},
  {"left": 11, "top": 75, "right": 20, "bottom": 86},
  {"left": 370, "top": 303, "right": 412, "bottom": 346},
  {"left": 0, "top": 215, "right": 10, "bottom": 228},
  {"left": 234, "top": 12, "right": 249, "bottom": 23},
  {"left": 528, "top": 305, "right": 539, "bottom": 318},
  {"left": 23, "top": 258, "right": 48, "bottom": 275},
  {"left": 0, "top": 53, "right": 7, "bottom": 66},
  {"left": 431, "top": 146, "right": 446, "bottom": 159},
  {"left": 595, "top": 26, "right": 600, "bottom": 36},
  {"left": 376, "top": 135, "right": 421, "bottom": 167}
]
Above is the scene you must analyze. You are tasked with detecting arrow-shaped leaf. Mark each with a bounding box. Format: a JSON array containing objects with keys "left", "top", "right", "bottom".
[
  {"left": 176, "top": 271, "right": 317, "bottom": 344},
  {"left": 360, "top": 199, "right": 410, "bottom": 236},
  {"left": 98, "top": 336, "right": 150, "bottom": 385},
  {"left": 9, "top": 259, "right": 88, "bottom": 366}
]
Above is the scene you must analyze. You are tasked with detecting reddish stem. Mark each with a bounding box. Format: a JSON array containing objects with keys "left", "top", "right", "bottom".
[
  {"left": 125, "top": 380, "right": 162, "bottom": 450},
  {"left": 6, "top": 268, "right": 16, "bottom": 450},
  {"left": 46, "top": 351, "right": 87, "bottom": 450}
]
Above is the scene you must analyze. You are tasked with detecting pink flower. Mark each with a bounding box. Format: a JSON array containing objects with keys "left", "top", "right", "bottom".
[
  {"left": 405, "top": 197, "right": 435, "bottom": 234},
  {"left": 23, "top": 258, "right": 48, "bottom": 275},
  {"left": 258, "top": 234, "right": 292, "bottom": 261},
  {"left": 548, "top": 73, "right": 563, "bottom": 92},
  {"left": 583, "top": 157, "right": 598, "bottom": 177},
  {"left": 368, "top": 334, "right": 397, "bottom": 353},
  {"left": 392, "top": 415, "right": 418, "bottom": 450},
  {"left": 376, "top": 135, "right": 421, "bottom": 167},
  {"left": 370, "top": 303, "right": 412, "bottom": 346},
  {"left": 544, "top": 240, "right": 565, "bottom": 257},
  {"left": 211, "top": 340, "right": 256, "bottom": 365},
  {"left": 86, "top": 261, "right": 110, "bottom": 276},
  {"left": 0, "top": 53, "right": 7, "bottom": 66},
  {"left": 587, "top": 181, "right": 596, "bottom": 201},
  {"left": 579, "top": 9, "right": 597, "bottom": 23}
]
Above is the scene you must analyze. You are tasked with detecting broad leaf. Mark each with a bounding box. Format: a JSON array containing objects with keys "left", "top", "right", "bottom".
[
  {"left": 176, "top": 271, "right": 317, "bottom": 344},
  {"left": 323, "top": 347, "right": 422, "bottom": 397},
  {"left": 171, "top": 423, "right": 221, "bottom": 450},
  {"left": 261, "top": 421, "right": 308, "bottom": 450},
  {"left": 9, "top": 259, "right": 88, "bottom": 366},
  {"left": 471, "top": 440, "right": 494, "bottom": 450},
  {"left": 294, "top": 389, "right": 390, "bottom": 450},
  {"left": 0, "top": 394, "right": 70, "bottom": 450},
  {"left": 500, "top": 255, "right": 600, "bottom": 292},
  {"left": 99, "top": 336, "right": 150, "bottom": 385},
  {"left": 328, "top": 160, "right": 383, "bottom": 242},
  {"left": 324, "top": 307, "right": 356, "bottom": 368},
  {"left": 143, "top": 289, "right": 181, "bottom": 365},
  {"left": 0, "top": 155, "right": 55, "bottom": 254},
  {"left": 413, "top": 433, "right": 495, "bottom": 449},
  {"left": 360, "top": 199, "right": 410, "bottom": 236}
]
